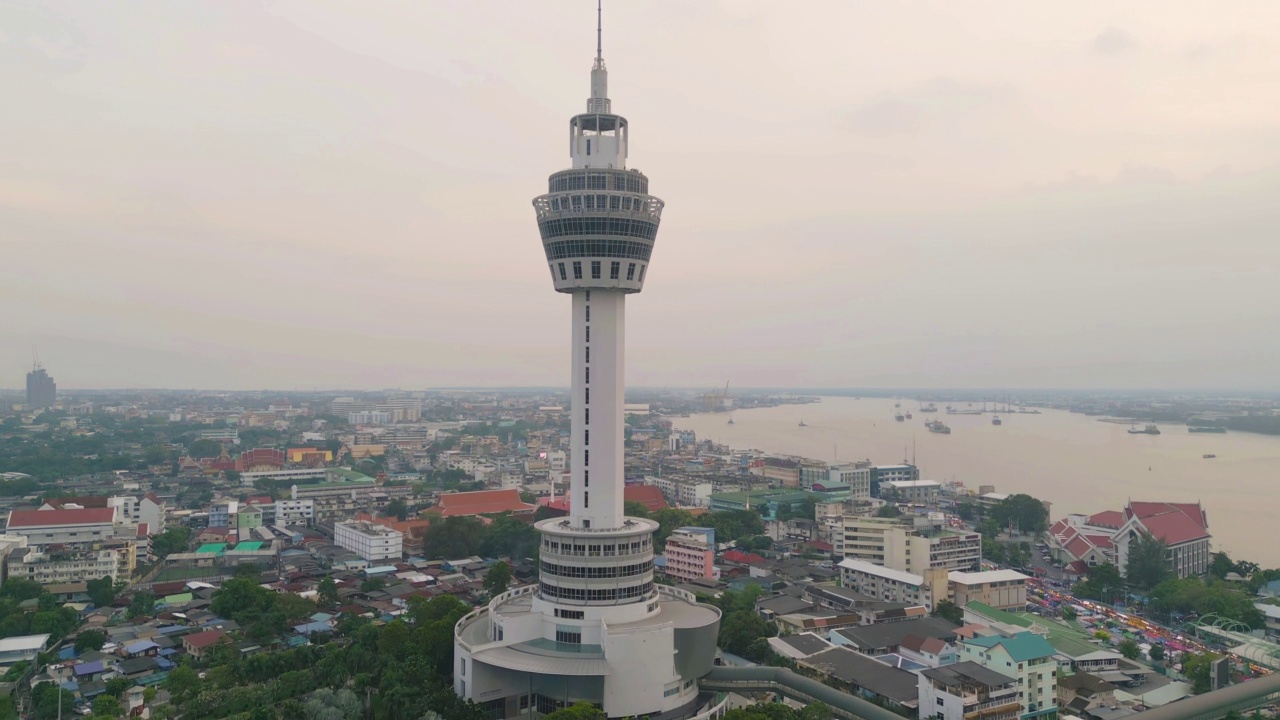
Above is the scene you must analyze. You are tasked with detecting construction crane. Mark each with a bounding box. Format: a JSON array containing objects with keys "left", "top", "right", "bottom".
[{"left": 700, "top": 381, "right": 732, "bottom": 412}]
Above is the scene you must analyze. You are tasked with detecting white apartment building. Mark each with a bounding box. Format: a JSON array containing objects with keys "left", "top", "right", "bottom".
[
  {"left": 881, "top": 480, "right": 943, "bottom": 504},
  {"left": 645, "top": 475, "right": 713, "bottom": 509},
  {"left": 827, "top": 464, "right": 872, "bottom": 500},
  {"left": 334, "top": 520, "right": 403, "bottom": 562},
  {"left": 835, "top": 516, "right": 982, "bottom": 574},
  {"left": 107, "top": 494, "right": 166, "bottom": 535},
  {"left": 274, "top": 499, "right": 315, "bottom": 525},
  {"left": 839, "top": 558, "right": 950, "bottom": 610},
  {"left": 349, "top": 411, "right": 393, "bottom": 425}
]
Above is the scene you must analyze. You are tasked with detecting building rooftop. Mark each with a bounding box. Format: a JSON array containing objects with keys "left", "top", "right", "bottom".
[
  {"left": 7, "top": 508, "right": 115, "bottom": 527},
  {"left": 964, "top": 631, "right": 1057, "bottom": 662},
  {"left": 838, "top": 558, "right": 924, "bottom": 586},
  {"left": 834, "top": 616, "right": 959, "bottom": 651},
  {"left": 434, "top": 488, "right": 535, "bottom": 517},
  {"left": 948, "top": 569, "right": 1030, "bottom": 585},
  {"left": 801, "top": 647, "right": 920, "bottom": 704},
  {"left": 921, "top": 660, "right": 1017, "bottom": 688}
]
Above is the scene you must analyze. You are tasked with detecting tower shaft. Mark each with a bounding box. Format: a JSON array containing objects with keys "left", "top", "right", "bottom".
[{"left": 569, "top": 289, "right": 625, "bottom": 528}]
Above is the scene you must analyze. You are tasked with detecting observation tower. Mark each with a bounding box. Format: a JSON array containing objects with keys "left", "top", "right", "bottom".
[{"left": 453, "top": 5, "right": 721, "bottom": 719}]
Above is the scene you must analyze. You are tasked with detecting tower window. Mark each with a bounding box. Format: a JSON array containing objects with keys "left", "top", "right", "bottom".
[
  {"left": 584, "top": 492, "right": 589, "bottom": 509},
  {"left": 584, "top": 429, "right": 589, "bottom": 446},
  {"left": 584, "top": 449, "right": 589, "bottom": 465},
  {"left": 585, "top": 291, "right": 590, "bottom": 301},
  {"left": 586, "top": 326, "right": 590, "bottom": 342},
  {"left": 585, "top": 367, "right": 590, "bottom": 383},
  {"left": 559, "top": 263, "right": 568, "bottom": 281},
  {"left": 610, "top": 261, "right": 620, "bottom": 279},
  {"left": 586, "top": 306, "right": 590, "bottom": 322},
  {"left": 627, "top": 263, "right": 636, "bottom": 280},
  {"left": 573, "top": 262, "right": 583, "bottom": 280},
  {"left": 585, "top": 347, "right": 590, "bottom": 363},
  {"left": 586, "top": 139, "right": 591, "bottom": 156},
  {"left": 609, "top": 195, "right": 620, "bottom": 210},
  {"left": 591, "top": 261, "right": 601, "bottom": 279},
  {"left": 584, "top": 470, "right": 588, "bottom": 487},
  {"left": 638, "top": 264, "right": 646, "bottom": 283},
  {"left": 585, "top": 407, "right": 590, "bottom": 424},
  {"left": 550, "top": 265, "right": 557, "bottom": 282}
]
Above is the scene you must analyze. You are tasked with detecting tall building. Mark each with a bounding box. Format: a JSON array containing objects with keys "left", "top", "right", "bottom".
[
  {"left": 663, "top": 527, "right": 718, "bottom": 583},
  {"left": 453, "top": 8, "right": 721, "bottom": 718},
  {"left": 25, "top": 363, "right": 56, "bottom": 409}
]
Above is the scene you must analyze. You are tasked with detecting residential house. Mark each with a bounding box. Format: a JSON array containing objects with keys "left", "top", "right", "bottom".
[{"left": 958, "top": 632, "right": 1060, "bottom": 720}]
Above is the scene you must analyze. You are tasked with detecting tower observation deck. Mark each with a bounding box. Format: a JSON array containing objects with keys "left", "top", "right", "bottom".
[{"left": 454, "top": 5, "right": 720, "bottom": 719}]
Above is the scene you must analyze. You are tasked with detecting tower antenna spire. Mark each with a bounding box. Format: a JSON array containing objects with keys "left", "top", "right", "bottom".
[{"left": 596, "top": 0, "right": 602, "bottom": 62}]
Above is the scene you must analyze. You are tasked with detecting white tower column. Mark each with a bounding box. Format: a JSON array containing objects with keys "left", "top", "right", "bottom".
[{"left": 570, "top": 289, "right": 625, "bottom": 529}]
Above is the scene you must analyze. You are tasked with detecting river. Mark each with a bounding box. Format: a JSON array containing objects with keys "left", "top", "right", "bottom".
[{"left": 675, "top": 396, "right": 1280, "bottom": 567}]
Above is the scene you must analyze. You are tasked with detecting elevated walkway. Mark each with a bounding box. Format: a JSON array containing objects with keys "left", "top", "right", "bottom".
[{"left": 700, "top": 666, "right": 904, "bottom": 720}]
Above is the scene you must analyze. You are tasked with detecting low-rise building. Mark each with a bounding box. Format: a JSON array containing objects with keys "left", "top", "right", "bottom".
[
  {"left": 918, "top": 661, "right": 1021, "bottom": 720},
  {"left": 839, "top": 558, "right": 950, "bottom": 610},
  {"left": 948, "top": 570, "right": 1029, "bottom": 611},
  {"left": 958, "top": 632, "right": 1060, "bottom": 720}
]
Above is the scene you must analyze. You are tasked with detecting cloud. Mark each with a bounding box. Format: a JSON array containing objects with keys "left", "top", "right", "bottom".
[
  {"left": 1092, "top": 27, "right": 1137, "bottom": 55},
  {"left": 842, "top": 77, "right": 1019, "bottom": 137},
  {"left": 845, "top": 99, "right": 922, "bottom": 137}
]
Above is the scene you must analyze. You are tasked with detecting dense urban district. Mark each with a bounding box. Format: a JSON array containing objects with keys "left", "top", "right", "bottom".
[{"left": 0, "top": 383, "right": 1275, "bottom": 720}]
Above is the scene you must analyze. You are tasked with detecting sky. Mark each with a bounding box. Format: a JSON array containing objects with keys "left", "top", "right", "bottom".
[{"left": 2, "top": 1, "right": 1279, "bottom": 391}]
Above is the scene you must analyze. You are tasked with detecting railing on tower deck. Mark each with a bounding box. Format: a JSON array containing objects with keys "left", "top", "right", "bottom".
[
  {"left": 454, "top": 585, "right": 537, "bottom": 652},
  {"left": 538, "top": 518, "right": 657, "bottom": 534},
  {"left": 532, "top": 194, "right": 664, "bottom": 221}
]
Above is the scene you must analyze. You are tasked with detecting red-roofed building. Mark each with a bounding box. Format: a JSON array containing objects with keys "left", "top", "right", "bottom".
[
  {"left": 1115, "top": 501, "right": 1210, "bottom": 578},
  {"left": 722, "top": 549, "right": 767, "bottom": 567},
  {"left": 1051, "top": 501, "right": 1210, "bottom": 580},
  {"left": 623, "top": 485, "right": 669, "bottom": 513},
  {"left": 239, "top": 448, "right": 286, "bottom": 471},
  {"left": 433, "top": 489, "right": 536, "bottom": 518},
  {"left": 5, "top": 507, "right": 132, "bottom": 584},
  {"left": 182, "top": 630, "right": 228, "bottom": 659}
]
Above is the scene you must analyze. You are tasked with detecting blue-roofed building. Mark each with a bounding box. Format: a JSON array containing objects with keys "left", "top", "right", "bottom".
[
  {"left": 73, "top": 660, "right": 108, "bottom": 681},
  {"left": 959, "top": 632, "right": 1060, "bottom": 719},
  {"left": 122, "top": 640, "right": 160, "bottom": 658},
  {"left": 292, "top": 621, "right": 332, "bottom": 636}
]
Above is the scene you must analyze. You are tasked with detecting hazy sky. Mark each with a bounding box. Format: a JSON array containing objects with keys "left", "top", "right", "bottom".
[{"left": 3, "top": 1, "right": 1279, "bottom": 391}]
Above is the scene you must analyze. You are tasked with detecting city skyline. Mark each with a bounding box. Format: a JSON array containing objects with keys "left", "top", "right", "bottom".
[{"left": 4, "top": 2, "right": 1279, "bottom": 391}]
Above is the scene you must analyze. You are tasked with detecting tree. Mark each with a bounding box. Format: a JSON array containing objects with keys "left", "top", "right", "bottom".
[
  {"left": 360, "top": 578, "right": 385, "bottom": 593},
  {"left": 0, "top": 578, "right": 44, "bottom": 602},
  {"left": 800, "top": 704, "right": 834, "bottom": 720},
  {"left": 151, "top": 527, "right": 192, "bottom": 560},
  {"left": 1149, "top": 644, "right": 1165, "bottom": 662},
  {"left": 127, "top": 592, "right": 156, "bottom": 619},
  {"left": 1074, "top": 563, "right": 1124, "bottom": 603},
  {"left": 478, "top": 513, "right": 539, "bottom": 560},
  {"left": 542, "top": 702, "right": 606, "bottom": 720},
  {"left": 384, "top": 498, "right": 409, "bottom": 522},
  {"left": 991, "top": 494, "right": 1049, "bottom": 534},
  {"left": 1127, "top": 531, "right": 1171, "bottom": 591},
  {"left": 105, "top": 677, "right": 132, "bottom": 697},
  {"left": 484, "top": 561, "right": 513, "bottom": 596},
  {"left": 933, "top": 599, "right": 964, "bottom": 624},
  {"left": 87, "top": 576, "right": 119, "bottom": 607},
  {"left": 317, "top": 577, "right": 340, "bottom": 607},
  {"left": 421, "top": 515, "right": 486, "bottom": 559},
  {"left": 1183, "top": 652, "right": 1218, "bottom": 694},
  {"left": 623, "top": 500, "right": 651, "bottom": 518},
  {"left": 92, "top": 694, "right": 122, "bottom": 718},
  {"left": 1118, "top": 638, "right": 1141, "bottom": 660},
  {"left": 75, "top": 629, "right": 107, "bottom": 653},
  {"left": 1210, "top": 552, "right": 1235, "bottom": 580},
  {"left": 1061, "top": 606, "right": 1077, "bottom": 621},
  {"left": 31, "top": 683, "right": 76, "bottom": 720},
  {"left": 956, "top": 500, "right": 981, "bottom": 522},
  {"left": 876, "top": 504, "right": 901, "bottom": 518}
]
